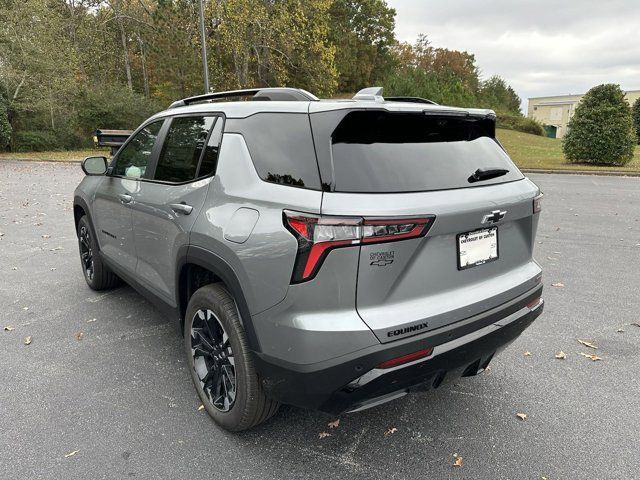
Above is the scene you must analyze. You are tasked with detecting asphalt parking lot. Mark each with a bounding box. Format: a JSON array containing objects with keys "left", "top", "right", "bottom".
[{"left": 1, "top": 160, "right": 639, "bottom": 479}]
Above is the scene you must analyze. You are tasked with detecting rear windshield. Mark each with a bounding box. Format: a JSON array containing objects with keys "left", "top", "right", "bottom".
[{"left": 330, "top": 111, "right": 522, "bottom": 193}]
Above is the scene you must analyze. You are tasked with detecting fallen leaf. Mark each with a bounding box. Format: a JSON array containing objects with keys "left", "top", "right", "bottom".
[
  {"left": 579, "top": 352, "right": 601, "bottom": 361},
  {"left": 24, "top": 336, "right": 32, "bottom": 345},
  {"left": 327, "top": 419, "right": 340, "bottom": 429},
  {"left": 555, "top": 351, "right": 567, "bottom": 359},
  {"left": 75, "top": 332, "right": 84, "bottom": 341},
  {"left": 64, "top": 450, "right": 79, "bottom": 458},
  {"left": 551, "top": 283, "right": 565, "bottom": 288},
  {"left": 4, "top": 326, "right": 14, "bottom": 331},
  {"left": 524, "top": 351, "right": 532, "bottom": 357},
  {"left": 197, "top": 404, "right": 205, "bottom": 411},
  {"left": 516, "top": 413, "right": 528, "bottom": 421},
  {"left": 453, "top": 454, "right": 463, "bottom": 467},
  {"left": 577, "top": 339, "right": 597, "bottom": 349},
  {"left": 318, "top": 432, "right": 332, "bottom": 439},
  {"left": 631, "top": 322, "right": 640, "bottom": 328},
  {"left": 384, "top": 427, "right": 398, "bottom": 436}
]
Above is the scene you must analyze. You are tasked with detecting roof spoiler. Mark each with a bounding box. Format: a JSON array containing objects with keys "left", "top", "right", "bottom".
[{"left": 169, "top": 87, "right": 319, "bottom": 108}]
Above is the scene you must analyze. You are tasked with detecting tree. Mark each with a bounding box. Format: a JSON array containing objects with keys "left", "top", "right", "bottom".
[
  {"left": 206, "top": 0, "right": 337, "bottom": 95},
  {"left": 632, "top": 97, "right": 640, "bottom": 144},
  {"left": 328, "top": 0, "right": 396, "bottom": 91},
  {"left": 563, "top": 84, "right": 636, "bottom": 166},
  {"left": 383, "top": 36, "right": 479, "bottom": 107},
  {"left": 478, "top": 76, "right": 521, "bottom": 115}
]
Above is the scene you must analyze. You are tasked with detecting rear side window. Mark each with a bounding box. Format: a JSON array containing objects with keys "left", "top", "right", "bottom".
[
  {"left": 154, "top": 116, "right": 219, "bottom": 183},
  {"left": 330, "top": 111, "right": 522, "bottom": 193},
  {"left": 198, "top": 118, "right": 223, "bottom": 177},
  {"left": 227, "top": 113, "right": 321, "bottom": 190}
]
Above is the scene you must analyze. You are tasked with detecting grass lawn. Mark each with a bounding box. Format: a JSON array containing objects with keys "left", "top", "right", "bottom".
[
  {"left": 0, "top": 148, "right": 109, "bottom": 162},
  {"left": 497, "top": 128, "right": 640, "bottom": 173}
]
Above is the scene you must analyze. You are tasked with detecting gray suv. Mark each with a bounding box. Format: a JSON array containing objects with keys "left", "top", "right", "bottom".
[{"left": 74, "top": 87, "right": 544, "bottom": 431}]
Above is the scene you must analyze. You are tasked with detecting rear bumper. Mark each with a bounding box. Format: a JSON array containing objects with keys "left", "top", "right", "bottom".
[{"left": 253, "top": 284, "right": 543, "bottom": 415}]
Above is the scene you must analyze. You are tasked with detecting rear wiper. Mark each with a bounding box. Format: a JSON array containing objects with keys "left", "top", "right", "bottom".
[{"left": 468, "top": 167, "right": 509, "bottom": 183}]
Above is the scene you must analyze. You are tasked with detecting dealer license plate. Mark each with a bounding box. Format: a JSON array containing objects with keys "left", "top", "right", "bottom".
[{"left": 457, "top": 228, "right": 498, "bottom": 270}]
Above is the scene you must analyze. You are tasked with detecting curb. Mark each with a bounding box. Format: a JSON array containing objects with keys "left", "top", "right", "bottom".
[{"left": 521, "top": 169, "right": 640, "bottom": 178}]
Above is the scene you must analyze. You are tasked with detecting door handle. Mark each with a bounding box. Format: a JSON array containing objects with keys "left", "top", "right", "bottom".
[
  {"left": 118, "top": 193, "right": 133, "bottom": 204},
  {"left": 169, "top": 203, "right": 193, "bottom": 215}
]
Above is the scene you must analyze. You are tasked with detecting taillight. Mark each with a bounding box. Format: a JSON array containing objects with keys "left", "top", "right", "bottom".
[
  {"left": 533, "top": 192, "right": 543, "bottom": 214},
  {"left": 284, "top": 211, "right": 435, "bottom": 283}
]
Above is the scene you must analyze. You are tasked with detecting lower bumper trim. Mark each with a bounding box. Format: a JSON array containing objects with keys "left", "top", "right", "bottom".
[{"left": 253, "top": 285, "right": 544, "bottom": 414}]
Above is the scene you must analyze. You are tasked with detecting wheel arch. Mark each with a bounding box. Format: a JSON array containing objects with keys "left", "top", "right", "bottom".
[
  {"left": 73, "top": 195, "right": 91, "bottom": 230},
  {"left": 177, "top": 245, "right": 261, "bottom": 353},
  {"left": 73, "top": 195, "right": 100, "bottom": 246}
]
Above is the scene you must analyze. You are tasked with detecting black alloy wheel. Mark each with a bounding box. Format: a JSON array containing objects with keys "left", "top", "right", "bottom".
[
  {"left": 79, "top": 224, "right": 94, "bottom": 281},
  {"left": 191, "top": 308, "right": 237, "bottom": 412}
]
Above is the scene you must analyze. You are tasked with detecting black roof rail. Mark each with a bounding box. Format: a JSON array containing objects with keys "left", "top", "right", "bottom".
[
  {"left": 385, "top": 96, "right": 438, "bottom": 105},
  {"left": 168, "top": 87, "right": 319, "bottom": 108}
]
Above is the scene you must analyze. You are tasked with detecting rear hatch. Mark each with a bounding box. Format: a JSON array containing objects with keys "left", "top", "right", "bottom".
[{"left": 312, "top": 108, "right": 542, "bottom": 343}]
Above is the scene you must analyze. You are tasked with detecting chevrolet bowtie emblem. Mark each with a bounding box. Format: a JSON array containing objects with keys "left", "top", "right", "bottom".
[{"left": 481, "top": 210, "right": 506, "bottom": 224}]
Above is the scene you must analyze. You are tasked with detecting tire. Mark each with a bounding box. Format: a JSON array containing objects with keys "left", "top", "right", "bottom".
[
  {"left": 184, "top": 283, "right": 279, "bottom": 431},
  {"left": 77, "top": 215, "right": 119, "bottom": 291}
]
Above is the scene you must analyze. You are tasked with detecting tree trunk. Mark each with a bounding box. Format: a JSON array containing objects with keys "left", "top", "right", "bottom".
[
  {"left": 136, "top": 32, "right": 149, "bottom": 97},
  {"left": 49, "top": 90, "right": 55, "bottom": 130},
  {"left": 114, "top": 3, "right": 133, "bottom": 91}
]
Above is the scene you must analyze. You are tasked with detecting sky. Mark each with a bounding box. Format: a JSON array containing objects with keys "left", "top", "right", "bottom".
[{"left": 385, "top": 0, "right": 640, "bottom": 113}]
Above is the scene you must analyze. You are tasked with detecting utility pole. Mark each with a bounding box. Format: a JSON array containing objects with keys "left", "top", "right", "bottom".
[{"left": 198, "top": 0, "right": 210, "bottom": 93}]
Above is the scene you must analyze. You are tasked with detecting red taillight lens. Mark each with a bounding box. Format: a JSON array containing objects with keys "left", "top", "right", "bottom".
[
  {"left": 376, "top": 347, "right": 434, "bottom": 369},
  {"left": 284, "top": 211, "right": 435, "bottom": 283},
  {"left": 533, "top": 193, "right": 543, "bottom": 214}
]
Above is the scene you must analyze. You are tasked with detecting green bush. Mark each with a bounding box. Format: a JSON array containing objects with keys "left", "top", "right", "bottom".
[
  {"left": 563, "top": 84, "right": 636, "bottom": 166},
  {"left": 13, "top": 131, "right": 61, "bottom": 152},
  {"left": 632, "top": 97, "right": 640, "bottom": 144},
  {"left": 496, "top": 113, "right": 544, "bottom": 136},
  {"left": 74, "top": 84, "right": 162, "bottom": 137}
]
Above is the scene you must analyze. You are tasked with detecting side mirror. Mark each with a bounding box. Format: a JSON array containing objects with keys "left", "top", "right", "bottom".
[{"left": 81, "top": 156, "right": 108, "bottom": 176}]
